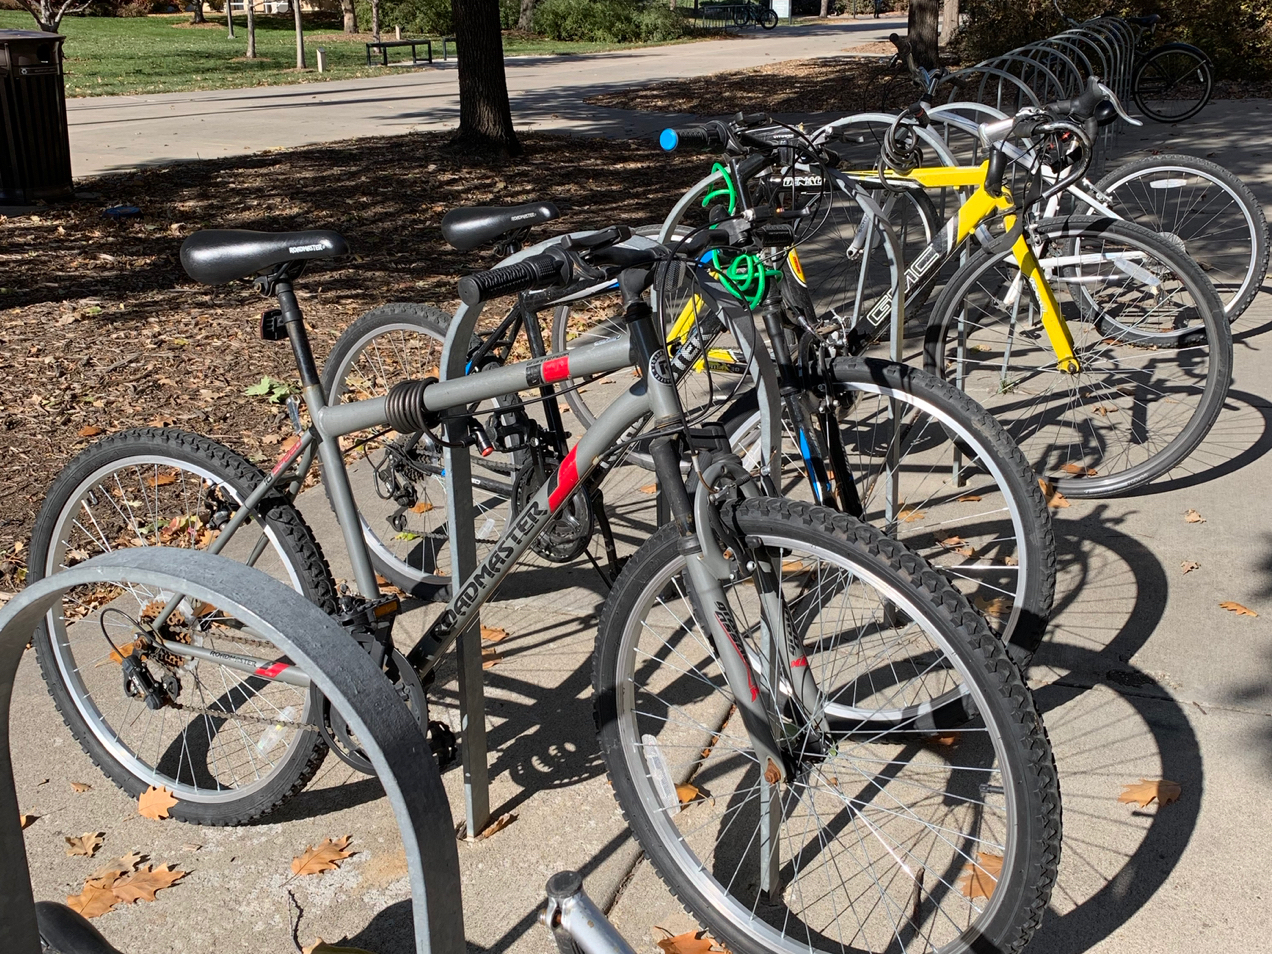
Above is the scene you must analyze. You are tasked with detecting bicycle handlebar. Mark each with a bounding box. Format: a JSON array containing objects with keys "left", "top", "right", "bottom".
[{"left": 458, "top": 250, "right": 568, "bottom": 306}]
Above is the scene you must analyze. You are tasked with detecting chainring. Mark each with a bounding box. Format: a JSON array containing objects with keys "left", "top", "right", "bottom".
[{"left": 512, "top": 457, "right": 593, "bottom": 563}]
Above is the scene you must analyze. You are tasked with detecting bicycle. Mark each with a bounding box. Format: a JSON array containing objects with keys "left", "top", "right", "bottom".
[
  {"left": 648, "top": 89, "right": 1233, "bottom": 497},
  {"left": 730, "top": 1, "right": 779, "bottom": 30},
  {"left": 30, "top": 221, "right": 1061, "bottom": 954}
]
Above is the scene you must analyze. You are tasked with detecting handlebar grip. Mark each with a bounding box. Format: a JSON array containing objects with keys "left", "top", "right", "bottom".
[
  {"left": 1046, "top": 76, "right": 1104, "bottom": 121},
  {"left": 659, "top": 124, "right": 724, "bottom": 152},
  {"left": 458, "top": 252, "right": 565, "bottom": 306}
]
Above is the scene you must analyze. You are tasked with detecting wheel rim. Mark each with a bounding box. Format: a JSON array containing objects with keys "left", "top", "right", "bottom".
[
  {"left": 1136, "top": 52, "right": 1209, "bottom": 121},
  {"left": 42, "top": 455, "right": 317, "bottom": 804},
  {"left": 611, "top": 534, "right": 1020, "bottom": 954}
]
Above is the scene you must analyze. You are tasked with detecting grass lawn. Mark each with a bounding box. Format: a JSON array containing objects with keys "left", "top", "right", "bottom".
[{"left": 0, "top": 10, "right": 705, "bottom": 98}]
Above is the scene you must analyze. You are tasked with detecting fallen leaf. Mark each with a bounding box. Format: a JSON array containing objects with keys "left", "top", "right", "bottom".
[
  {"left": 19, "top": 813, "right": 38, "bottom": 830},
  {"left": 931, "top": 733, "right": 961, "bottom": 747},
  {"left": 475, "top": 812, "right": 517, "bottom": 840},
  {"left": 305, "top": 942, "right": 379, "bottom": 954},
  {"left": 111, "top": 864, "right": 186, "bottom": 903},
  {"left": 77, "top": 425, "right": 103, "bottom": 438},
  {"left": 1184, "top": 509, "right": 1205, "bottom": 524},
  {"left": 481, "top": 648, "right": 503, "bottom": 669},
  {"left": 282, "top": 435, "right": 301, "bottom": 452},
  {"left": 291, "top": 835, "right": 354, "bottom": 876},
  {"left": 1091, "top": 405, "right": 1112, "bottom": 416},
  {"left": 654, "top": 928, "right": 727, "bottom": 954},
  {"left": 1038, "top": 479, "right": 1070, "bottom": 508},
  {"left": 105, "top": 638, "right": 142, "bottom": 665},
  {"left": 180, "top": 843, "right": 202, "bottom": 852},
  {"left": 956, "top": 494, "right": 983, "bottom": 502},
  {"left": 1060, "top": 462, "right": 1097, "bottom": 476},
  {"left": 409, "top": 500, "right": 434, "bottom": 514},
  {"left": 676, "top": 783, "right": 701, "bottom": 805},
  {"left": 65, "top": 832, "right": 104, "bottom": 857},
  {"left": 1003, "top": 555, "right": 1019, "bottom": 566},
  {"left": 66, "top": 882, "right": 120, "bottom": 919},
  {"left": 958, "top": 852, "right": 1003, "bottom": 899},
  {"left": 1181, "top": 561, "right": 1200, "bottom": 574},
  {"left": 639, "top": 484, "right": 658, "bottom": 494},
  {"left": 1220, "top": 601, "right": 1258, "bottom": 617},
  {"left": 937, "top": 536, "right": 975, "bottom": 558},
  {"left": 899, "top": 508, "right": 926, "bottom": 523},
  {"left": 480, "top": 626, "right": 508, "bottom": 643},
  {"left": 116, "top": 850, "right": 146, "bottom": 870},
  {"left": 974, "top": 595, "right": 1011, "bottom": 618},
  {"left": 137, "top": 785, "right": 178, "bottom": 820},
  {"left": 1118, "top": 778, "right": 1181, "bottom": 808},
  {"left": 70, "top": 781, "right": 92, "bottom": 793},
  {"left": 781, "top": 560, "right": 809, "bottom": 574},
  {"left": 145, "top": 471, "right": 178, "bottom": 489}
]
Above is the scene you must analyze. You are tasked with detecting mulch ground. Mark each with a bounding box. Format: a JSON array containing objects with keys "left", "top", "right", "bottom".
[
  {"left": 0, "top": 132, "right": 703, "bottom": 567},
  {"left": 586, "top": 56, "right": 929, "bottom": 116}
]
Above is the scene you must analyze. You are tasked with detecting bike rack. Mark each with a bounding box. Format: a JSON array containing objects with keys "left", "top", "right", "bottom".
[{"left": 0, "top": 550, "right": 465, "bottom": 954}]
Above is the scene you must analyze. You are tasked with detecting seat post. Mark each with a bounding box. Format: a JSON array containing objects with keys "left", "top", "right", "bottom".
[{"left": 275, "top": 279, "right": 321, "bottom": 390}]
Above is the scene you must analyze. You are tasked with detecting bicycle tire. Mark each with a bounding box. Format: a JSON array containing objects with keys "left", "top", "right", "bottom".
[
  {"left": 28, "top": 428, "right": 335, "bottom": 825},
  {"left": 760, "top": 8, "right": 779, "bottom": 28},
  {"left": 321, "top": 302, "right": 515, "bottom": 596},
  {"left": 720, "top": 356, "right": 1056, "bottom": 663},
  {"left": 1133, "top": 44, "right": 1212, "bottom": 124},
  {"left": 923, "top": 215, "right": 1232, "bottom": 497},
  {"left": 594, "top": 497, "right": 1061, "bottom": 954},
  {"left": 1090, "top": 153, "right": 1268, "bottom": 321}
]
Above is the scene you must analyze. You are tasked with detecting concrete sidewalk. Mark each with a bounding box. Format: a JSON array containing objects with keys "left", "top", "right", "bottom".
[
  {"left": 68, "top": 16, "right": 908, "bottom": 179},
  {"left": 11, "top": 95, "right": 1272, "bottom": 954}
]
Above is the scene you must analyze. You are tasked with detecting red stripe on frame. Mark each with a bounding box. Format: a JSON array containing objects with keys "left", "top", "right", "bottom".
[
  {"left": 548, "top": 446, "right": 579, "bottom": 511},
  {"left": 541, "top": 355, "right": 570, "bottom": 383},
  {"left": 254, "top": 661, "right": 289, "bottom": 679}
]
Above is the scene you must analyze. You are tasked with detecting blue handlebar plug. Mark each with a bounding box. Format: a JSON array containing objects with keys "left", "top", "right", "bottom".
[{"left": 659, "top": 128, "right": 679, "bottom": 152}]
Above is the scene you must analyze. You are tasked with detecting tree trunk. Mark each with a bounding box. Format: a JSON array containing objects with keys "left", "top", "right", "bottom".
[
  {"left": 293, "top": 0, "right": 306, "bottom": 68},
  {"left": 518, "top": 0, "right": 537, "bottom": 31},
  {"left": 227, "top": 0, "right": 235, "bottom": 39},
  {"left": 907, "top": 0, "right": 939, "bottom": 70},
  {"left": 191, "top": 1, "right": 206, "bottom": 24},
  {"left": 820, "top": 0, "right": 830, "bottom": 16},
  {"left": 246, "top": 1, "right": 257, "bottom": 58},
  {"left": 371, "top": 0, "right": 380, "bottom": 38},
  {"left": 940, "top": 0, "right": 958, "bottom": 46},
  {"left": 19, "top": 0, "right": 64, "bottom": 33},
  {"left": 341, "top": 0, "right": 357, "bottom": 33},
  {"left": 452, "top": 0, "right": 521, "bottom": 156}
]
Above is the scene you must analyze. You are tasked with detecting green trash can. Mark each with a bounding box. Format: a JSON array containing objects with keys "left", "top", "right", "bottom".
[{"left": 0, "top": 30, "right": 73, "bottom": 205}]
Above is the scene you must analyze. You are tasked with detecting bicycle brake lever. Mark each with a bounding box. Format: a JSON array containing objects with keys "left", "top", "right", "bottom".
[{"left": 1096, "top": 80, "right": 1143, "bottom": 126}]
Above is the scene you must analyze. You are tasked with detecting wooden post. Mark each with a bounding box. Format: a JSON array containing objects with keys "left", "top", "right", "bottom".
[{"left": 293, "top": 0, "right": 306, "bottom": 69}]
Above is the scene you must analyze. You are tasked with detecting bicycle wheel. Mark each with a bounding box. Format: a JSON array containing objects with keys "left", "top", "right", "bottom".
[
  {"left": 1089, "top": 154, "right": 1269, "bottom": 321},
  {"left": 721, "top": 356, "right": 1055, "bottom": 660},
  {"left": 1133, "top": 44, "right": 1212, "bottom": 123},
  {"left": 594, "top": 497, "right": 1061, "bottom": 954},
  {"left": 923, "top": 216, "right": 1232, "bottom": 497},
  {"left": 321, "top": 302, "right": 516, "bottom": 595},
  {"left": 760, "top": 8, "right": 779, "bottom": 28},
  {"left": 28, "top": 428, "right": 334, "bottom": 825}
]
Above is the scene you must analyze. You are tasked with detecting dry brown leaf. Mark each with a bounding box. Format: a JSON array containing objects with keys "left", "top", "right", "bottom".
[
  {"left": 639, "top": 484, "right": 658, "bottom": 494},
  {"left": 145, "top": 471, "right": 178, "bottom": 489},
  {"left": 70, "top": 781, "right": 92, "bottom": 793},
  {"left": 781, "top": 560, "right": 808, "bottom": 574},
  {"left": 111, "top": 864, "right": 186, "bottom": 903},
  {"left": 19, "top": 812, "right": 38, "bottom": 830},
  {"left": 676, "top": 783, "right": 701, "bottom": 805},
  {"left": 475, "top": 812, "right": 518, "bottom": 840},
  {"left": 137, "top": 785, "right": 178, "bottom": 820},
  {"left": 1220, "top": 601, "right": 1258, "bottom": 617},
  {"left": 78, "top": 425, "right": 103, "bottom": 438},
  {"left": 974, "top": 595, "right": 1011, "bottom": 618},
  {"left": 1091, "top": 405, "right": 1112, "bottom": 416},
  {"left": 931, "top": 733, "right": 961, "bottom": 747},
  {"left": 1060, "top": 462, "right": 1097, "bottom": 476},
  {"left": 654, "top": 927, "right": 727, "bottom": 954},
  {"left": 65, "top": 832, "right": 104, "bottom": 857},
  {"left": 480, "top": 626, "right": 508, "bottom": 643},
  {"left": 899, "top": 508, "right": 926, "bottom": 523},
  {"left": 1118, "top": 778, "right": 1181, "bottom": 808},
  {"left": 282, "top": 435, "right": 301, "bottom": 452},
  {"left": 291, "top": 835, "right": 354, "bottom": 876},
  {"left": 1003, "top": 555, "right": 1019, "bottom": 566},
  {"left": 1037, "top": 479, "right": 1070, "bottom": 508},
  {"left": 956, "top": 494, "right": 983, "bottom": 502},
  {"left": 66, "top": 882, "right": 120, "bottom": 919},
  {"left": 409, "top": 500, "right": 434, "bottom": 514},
  {"left": 305, "top": 942, "right": 379, "bottom": 954},
  {"left": 181, "top": 843, "right": 202, "bottom": 852},
  {"left": 958, "top": 852, "right": 1003, "bottom": 899},
  {"left": 105, "top": 638, "right": 142, "bottom": 665},
  {"left": 481, "top": 648, "right": 503, "bottom": 669},
  {"left": 1184, "top": 508, "right": 1205, "bottom": 524},
  {"left": 1181, "top": 561, "right": 1200, "bottom": 574}
]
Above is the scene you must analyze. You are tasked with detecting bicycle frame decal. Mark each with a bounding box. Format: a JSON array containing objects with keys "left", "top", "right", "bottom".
[{"left": 546, "top": 446, "right": 580, "bottom": 511}]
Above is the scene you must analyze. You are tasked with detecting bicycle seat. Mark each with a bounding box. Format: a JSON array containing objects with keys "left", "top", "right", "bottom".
[
  {"left": 440, "top": 201, "right": 559, "bottom": 251},
  {"left": 180, "top": 229, "right": 348, "bottom": 285},
  {"left": 36, "top": 901, "right": 124, "bottom": 953},
  {"left": 1125, "top": 14, "right": 1160, "bottom": 26}
]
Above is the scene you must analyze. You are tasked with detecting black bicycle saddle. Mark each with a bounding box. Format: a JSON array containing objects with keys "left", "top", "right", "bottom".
[
  {"left": 180, "top": 229, "right": 348, "bottom": 285},
  {"left": 440, "top": 201, "right": 559, "bottom": 251}
]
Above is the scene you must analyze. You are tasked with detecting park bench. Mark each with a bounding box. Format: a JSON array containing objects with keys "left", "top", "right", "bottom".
[{"left": 365, "top": 37, "right": 434, "bottom": 67}]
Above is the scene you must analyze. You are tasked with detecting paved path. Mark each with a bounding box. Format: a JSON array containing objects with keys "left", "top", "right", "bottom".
[{"left": 68, "top": 16, "right": 908, "bottom": 178}]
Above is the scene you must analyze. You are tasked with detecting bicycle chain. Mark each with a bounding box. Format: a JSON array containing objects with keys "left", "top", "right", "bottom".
[{"left": 167, "top": 699, "right": 317, "bottom": 731}]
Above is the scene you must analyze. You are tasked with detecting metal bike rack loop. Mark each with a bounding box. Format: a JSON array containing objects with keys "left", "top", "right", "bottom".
[{"left": 0, "top": 550, "right": 464, "bottom": 954}]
